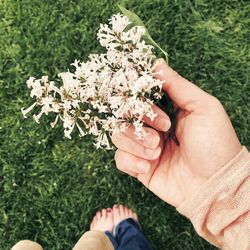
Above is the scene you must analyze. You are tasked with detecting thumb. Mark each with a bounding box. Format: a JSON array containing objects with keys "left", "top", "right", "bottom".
[{"left": 153, "top": 59, "right": 209, "bottom": 111}]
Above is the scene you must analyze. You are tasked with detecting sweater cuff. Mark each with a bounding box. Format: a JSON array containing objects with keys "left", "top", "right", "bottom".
[{"left": 177, "top": 146, "right": 250, "bottom": 218}]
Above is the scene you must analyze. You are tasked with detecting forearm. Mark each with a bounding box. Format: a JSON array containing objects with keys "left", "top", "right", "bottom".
[{"left": 177, "top": 147, "right": 250, "bottom": 250}]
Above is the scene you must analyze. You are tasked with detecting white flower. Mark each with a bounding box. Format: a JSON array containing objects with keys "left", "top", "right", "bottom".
[
  {"left": 50, "top": 115, "right": 59, "bottom": 128},
  {"left": 41, "top": 96, "right": 54, "bottom": 114},
  {"left": 26, "top": 77, "right": 36, "bottom": 88},
  {"left": 95, "top": 132, "right": 111, "bottom": 149},
  {"left": 30, "top": 80, "right": 43, "bottom": 98},
  {"left": 33, "top": 110, "right": 44, "bottom": 123},
  {"left": 21, "top": 102, "right": 37, "bottom": 118},
  {"left": 97, "top": 24, "right": 117, "bottom": 48},
  {"left": 62, "top": 100, "right": 72, "bottom": 110},
  {"left": 122, "top": 26, "right": 146, "bottom": 45},
  {"left": 76, "top": 122, "right": 86, "bottom": 137},
  {"left": 109, "top": 13, "right": 130, "bottom": 33},
  {"left": 133, "top": 120, "right": 148, "bottom": 140},
  {"left": 146, "top": 109, "right": 158, "bottom": 121},
  {"left": 22, "top": 13, "right": 164, "bottom": 149}
]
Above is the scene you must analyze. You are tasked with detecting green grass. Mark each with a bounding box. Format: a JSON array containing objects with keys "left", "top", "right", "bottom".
[{"left": 0, "top": 0, "right": 249, "bottom": 249}]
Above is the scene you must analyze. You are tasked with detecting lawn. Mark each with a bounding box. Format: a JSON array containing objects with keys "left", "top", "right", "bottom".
[{"left": 0, "top": 0, "right": 249, "bottom": 249}]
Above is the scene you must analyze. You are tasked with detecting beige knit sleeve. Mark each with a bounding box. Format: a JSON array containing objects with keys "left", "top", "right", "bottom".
[
  {"left": 177, "top": 147, "right": 250, "bottom": 250},
  {"left": 73, "top": 230, "right": 114, "bottom": 250}
]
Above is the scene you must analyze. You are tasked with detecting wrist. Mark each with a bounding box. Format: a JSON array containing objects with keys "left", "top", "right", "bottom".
[{"left": 177, "top": 146, "right": 248, "bottom": 216}]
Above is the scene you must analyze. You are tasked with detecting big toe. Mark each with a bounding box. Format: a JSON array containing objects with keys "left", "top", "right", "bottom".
[
  {"left": 113, "top": 204, "right": 120, "bottom": 217},
  {"left": 124, "top": 206, "right": 130, "bottom": 217},
  {"left": 127, "top": 207, "right": 133, "bottom": 217},
  {"left": 119, "top": 204, "right": 125, "bottom": 217},
  {"left": 133, "top": 212, "right": 138, "bottom": 221},
  {"left": 124, "top": 206, "right": 138, "bottom": 221}
]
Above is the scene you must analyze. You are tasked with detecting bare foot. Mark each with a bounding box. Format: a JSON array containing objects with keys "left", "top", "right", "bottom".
[
  {"left": 113, "top": 204, "right": 138, "bottom": 226},
  {"left": 90, "top": 208, "right": 114, "bottom": 232}
]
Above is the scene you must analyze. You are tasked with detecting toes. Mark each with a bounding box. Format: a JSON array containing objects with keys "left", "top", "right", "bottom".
[
  {"left": 107, "top": 208, "right": 113, "bottom": 218},
  {"left": 113, "top": 204, "right": 120, "bottom": 223},
  {"left": 119, "top": 204, "right": 125, "bottom": 217},
  {"left": 96, "top": 211, "right": 101, "bottom": 220},
  {"left": 92, "top": 215, "right": 96, "bottom": 223},
  {"left": 133, "top": 212, "right": 138, "bottom": 221},
  {"left": 106, "top": 208, "right": 114, "bottom": 228},
  {"left": 113, "top": 204, "right": 119, "bottom": 216},
  {"left": 124, "top": 206, "right": 129, "bottom": 216},
  {"left": 101, "top": 208, "right": 107, "bottom": 218},
  {"left": 107, "top": 207, "right": 112, "bottom": 213},
  {"left": 124, "top": 206, "right": 137, "bottom": 221},
  {"left": 90, "top": 214, "right": 97, "bottom": 230},
  {"left": 94, "top": 214, "right": 98, "bottom": 221},
  {"left": 127, "top": 208, "right": 133, "bottom": 217},
  {"left": 106, "top": 208, "right": 113, "bottom": 218},
  {"left": 90, "top": 221, "right": 93, "bottom": 230}
]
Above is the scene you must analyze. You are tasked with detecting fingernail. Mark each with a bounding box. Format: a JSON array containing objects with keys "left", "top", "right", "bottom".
[
  {"left": 145, "top": 147, "right": 161, "bottom": 159},
  {"left": 155, "top": 116, "right": 171, "bottom": 132},
  {"left": 136, "top": 161, "right": 150, "bottom": 174}
]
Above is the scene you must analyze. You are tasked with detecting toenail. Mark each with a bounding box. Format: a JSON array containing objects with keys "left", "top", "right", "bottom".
[{"left": 107, "top": 208, "right": 112, "bottom": 212}]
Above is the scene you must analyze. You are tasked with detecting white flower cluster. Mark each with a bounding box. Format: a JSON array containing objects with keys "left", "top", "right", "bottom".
[{"left": 21, "top": 13, "right": 163, "bottom": 149}]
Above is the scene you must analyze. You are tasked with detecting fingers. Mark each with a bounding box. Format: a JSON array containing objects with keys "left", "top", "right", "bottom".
[
  {"left": 115, "top": 149, "right": 151, "bottom": 174},
  {"left": 143, "top": 104, "right": 171, "bottom": 132},
  {"left": 113, "top": 124, "right": 163, "bottom": 178},
  {"left": 153, "top": 59, "right": 210, "bottom": 111},
  {"left": 114, "top": 133, "right": 164, "bottom": 184},
  {"left": 124, "top": 125, "right": 161, "bottom": 149},
  {"left": 112, "top": 132, "right": 161, "bottom": 161}
]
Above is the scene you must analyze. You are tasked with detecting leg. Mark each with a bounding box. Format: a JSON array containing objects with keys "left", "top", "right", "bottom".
[
  {"left": 113, "top": 205, "right": 153, "bottom": 250},
  {"left": 89, "top": 208, "right": 118, "bottom": 248},
  {"left": 11, "top": 240, "right": 43, "bottom": 250},
  {"left": 73, "top": 207, "right": 118, "bottom": 250}
]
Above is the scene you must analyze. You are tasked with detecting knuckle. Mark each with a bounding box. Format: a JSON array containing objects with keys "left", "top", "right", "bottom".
[
  {"left": 125, "top": 125, "right": 134, "bottom": 135},
  {"left": 132, "top": 145, "right": 145, "bottom": 158},
  {"left": 210, "top": 96, "right": 221, "bottom": 105},
  {"left": 168, "top": 71, "right": 182, "bottom": 83},
  {"left": 174, "top": 71, "right": 182, "bottom": 79},
  {"left": 114, "top": 150, "right": 125, "bottom": 171},
  {"left": 111, "top": 133, "right": 121, "bottom": 145},
  {"left": 150, "top": 128, "right": 160, "bottom": 140},
  {"left": 144, "top": 126, "right": 154, "bottom": 134},
  {"left": 114, "top": 149, "right": 121, "bottom": 163},
  {"left": 196, "top": 94, "right": 223, "bottom": 113},
  {"left": 208, "top": 96, "right": 223, "bottom": 110},
  {"left": 142, "top": 146, "right": 148, "bottom": 157},
  {"left": 125, "top": 132, "right": 135, "bottom": 141}
]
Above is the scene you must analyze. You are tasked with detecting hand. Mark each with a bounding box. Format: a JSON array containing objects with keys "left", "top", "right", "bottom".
[{"left": 112, "top": 59, "right": 242, "bottom": 207}]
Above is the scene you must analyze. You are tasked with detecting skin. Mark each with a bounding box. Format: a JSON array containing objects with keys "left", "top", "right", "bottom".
[
  {"left": 112, "top": 59, "right": 242, "bottom": 208},
  {"left": 90, "top": 205, "right": 138, "bottom": 232}
]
